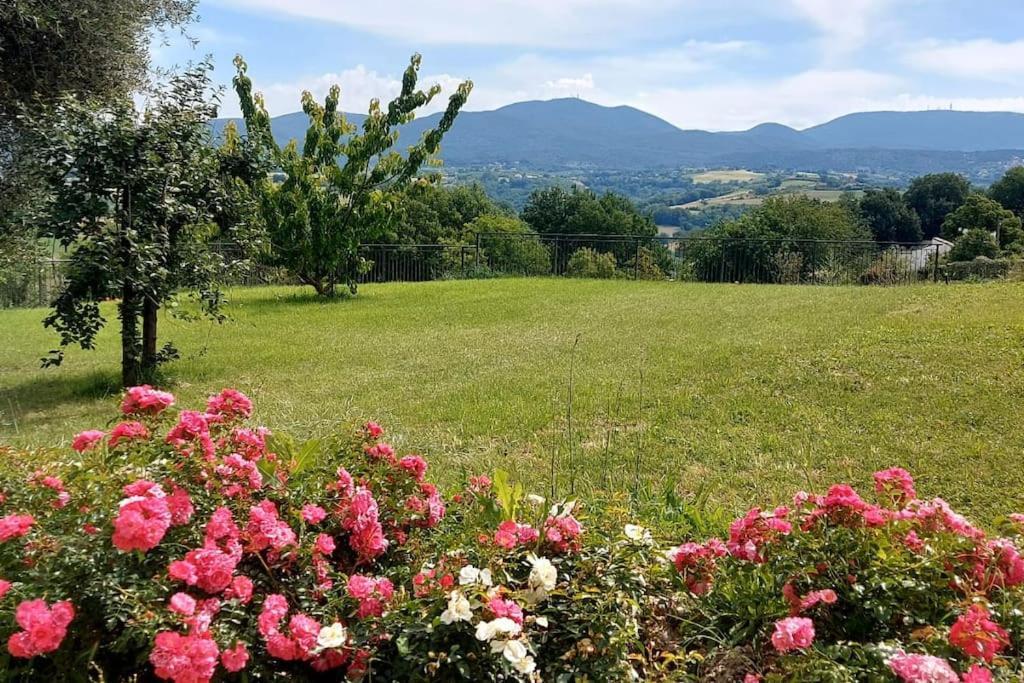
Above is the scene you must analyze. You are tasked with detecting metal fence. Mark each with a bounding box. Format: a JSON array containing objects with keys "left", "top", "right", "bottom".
[
  {"left": 1, "top": 235, "right": 944, "bottom": 309},
  {"left": 474, "top": 233, "right": 943, "bottom": 286}
]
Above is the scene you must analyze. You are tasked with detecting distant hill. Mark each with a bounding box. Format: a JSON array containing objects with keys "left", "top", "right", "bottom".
[{"left": 211, "top": 99, "right": 1024, "bottom": 175}]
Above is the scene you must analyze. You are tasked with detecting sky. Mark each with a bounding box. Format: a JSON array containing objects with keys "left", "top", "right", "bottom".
[{"left": 152, "top": 0, "right": 1024, "bottom": 131}]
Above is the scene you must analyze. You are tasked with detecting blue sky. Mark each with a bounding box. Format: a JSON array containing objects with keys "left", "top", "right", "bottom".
[{"left": 152, "top": 0, "right": 1024, "bottom": 131}]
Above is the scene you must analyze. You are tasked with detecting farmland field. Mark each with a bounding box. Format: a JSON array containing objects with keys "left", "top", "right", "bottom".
[
  {"left": 690, "top": 169, "right": 766, "bottom": 184},
  {"left": 3, "top": 279, "right": 1024, "bottom": 523}
]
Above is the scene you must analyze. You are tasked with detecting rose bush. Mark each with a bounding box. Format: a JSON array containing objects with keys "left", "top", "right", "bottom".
[{"left": 0, "top": 387, "right": 1021, "bottom": 681}]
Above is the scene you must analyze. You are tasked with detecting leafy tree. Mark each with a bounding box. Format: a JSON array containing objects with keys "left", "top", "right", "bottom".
[
  {"left": 905, "top": 173, "right": 971, "bottom": 239},
  {"left": 1, "top": 0, "right": 197, "bottom": 245},
  {"left": 858, "top": 188, "right": 922, "bottom": 242},
  {"left": 687, "top": 196, "right": 869, "bottom": 282},
  {"left": 949, "top": 229, "right": 999, "bottom": 261},
  {"left": 521, "top": 187, "right": 655, "bottom": 237},
  {"left": 391, "top": 184, "right": 506, "bottom": 244},
  {"left": 470, "top": 214, "right": 551, "bottom": 275},
  {"left": 988, "top": 166, "right": 1024, "bottom": 218},
  {"left": 233, "top": 54, "right": 472, "bottom": 297},
  {"left": 33, "top": 64, "right": 261, "bottom": 386},
  {"left": 941, "top": 194, "right": 1023, "bottom": 249}
]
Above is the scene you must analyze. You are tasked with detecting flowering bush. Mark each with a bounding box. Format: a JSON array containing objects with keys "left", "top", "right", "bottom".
[
  {"left": 0, "top": 387, "right": 1022, "bottom": 682},
  {"left": 661, "top": 468, "right": 1024, "bottom": 681}
]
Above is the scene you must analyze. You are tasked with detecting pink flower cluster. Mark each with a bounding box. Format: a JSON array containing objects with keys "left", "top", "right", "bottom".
[
  {"left": 782, "top": 583, "right": 837, "bottom": 616},
  {"left": 888, "top": 652, "right": 961, "bottom": 683},
  {"left": 121, "top": 385, "right": 175, "bottom": 416},
  {"left": 727, "top": 506, "right": 792, "bottom": 563},
  {"left": 670, "top": 539, "right": 727, "bottom": 595},
  {"left": 874, "top": 467, "right": 917, "bottom": 503},
  {"left": 487, "top": 596, "right": 525, "bottom": 625},
  {"left": 543, "top": 514, "right": 583, "bottom": 554},
  {"left": 113, "top": 480, "right": 173, "bottom": 553},
  {"left": 346, "top": 574, "right": 395, "bottom": 618},
  {"left": 149, "top": 631, "right": 219, "bottom": 682},
  {"left": 109, "top": 421, "right": 150, "bottom": 448},
  {"left": 948, "top": 604, "right": 1009, "bottom": 663},
  {"left": 245, "top": 500, "right": 297, "bottom": 555},
  {"left": 206, "top": 388, "right": 253, "bottom": 421},
  {"left": 71, "top": 429, "right": 105, "bottom": 453},
  {"left": 257, "top": 594, "right": 347, "bottom": 671},
  {"left": 340, "top": 487, "right": 388, "bottom": 563},
  {"left": 0, "top": 514, "right": 35, "bottom": 542},
  {"left": 770, "top": 616, "right": 815, "bottom": 652},
  {"left": 166, "top": 411, "right": 215, "bottom": 461},
  {"left": 7, "top": 599, "right": 74, "bottom": 658},
  {"left": 493, "top": 520, "right": 540, "bottom": 550}
]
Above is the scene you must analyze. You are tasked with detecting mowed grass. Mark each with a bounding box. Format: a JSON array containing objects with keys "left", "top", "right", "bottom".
[{"left": 3, "top": 279, "right": 1024, "bottom": 523}]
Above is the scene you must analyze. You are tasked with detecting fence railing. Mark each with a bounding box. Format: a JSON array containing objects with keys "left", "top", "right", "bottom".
[{"left": 1, "top": 235, "right": 946, "bottom": 309}]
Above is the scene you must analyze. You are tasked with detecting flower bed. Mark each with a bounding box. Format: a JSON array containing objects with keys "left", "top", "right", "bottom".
[{"left": 0, "top": 388, "right": 1021, "bottom": 681}]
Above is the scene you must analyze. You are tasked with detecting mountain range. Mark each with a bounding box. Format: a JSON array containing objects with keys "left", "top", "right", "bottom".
[{"left": 211, "top": 98, "right": 1024, "bottom": 177}]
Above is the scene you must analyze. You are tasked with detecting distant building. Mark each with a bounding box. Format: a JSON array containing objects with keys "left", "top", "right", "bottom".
[{"left": 904, "top": 237, "right": 953, "bottom": 270}]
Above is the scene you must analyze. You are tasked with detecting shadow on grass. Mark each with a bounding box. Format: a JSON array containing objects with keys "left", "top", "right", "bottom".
[
  {"left": 0, "top": 369, "right": 121, "bottom": 432},
  {"left": 237, "top": 288, "right": 374, "bottom": 314}
]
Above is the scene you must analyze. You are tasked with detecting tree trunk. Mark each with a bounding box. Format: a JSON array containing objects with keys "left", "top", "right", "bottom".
[
  {"left": 120, "top": 281, "right": 142, "bottom": 387},
  {"left": 142, "top": 296, "right": 158, "bottom": 382}
]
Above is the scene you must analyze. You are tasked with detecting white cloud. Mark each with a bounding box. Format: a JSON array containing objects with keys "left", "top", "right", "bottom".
[
  {"left": 785, "top": 0, "right": 901, "bottom": 58},
  {"left": 212, "top": 0, "right": 689, "bottom": 48},
  {"left": 903, "top": 39, "right": 1024, "bottom": 82}
]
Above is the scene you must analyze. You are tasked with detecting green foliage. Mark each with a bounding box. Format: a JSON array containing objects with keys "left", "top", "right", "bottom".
[
  {"left": 988, "top": 166, "right": 1024, "bottom": 218},
  {"left": 687, "top": 195, "right": 869, "bottom": 282},
  {"left": 471, "top": 215, "right": 551, "bottom": 276},
  {"left": 233, "top": 54, "right": 472, "bottom": 297},
  {"left": 29, "top": 63, "right": 260, "bottom": 386},
  {"left": 391, "top": 184, "right": 507, "bottom": 245},
  {"left": 949, "top": 229, "right": 1000, "bottom": 261},
  {"left": 521, "top": 187, "right": 655, "bottom": 238},
  {"left": 858, "top": 188, "right": 922, "bottom": 242},
  {"left": 942, "top": 194, "right": 1023, "bottom": 250},
  {"left": 566, "top": 248, "right": 618, "bottom": 279},
  {"left": 905, "top": 173, "right": 972, "bottom": 239},
  {"left": 942, "top": 257, "right": 1015, "bottom": 282}
]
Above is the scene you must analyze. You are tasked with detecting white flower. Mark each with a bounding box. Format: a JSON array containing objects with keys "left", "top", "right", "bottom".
[
  {"left": 440, "top": 591, "right": 473, "bottom": 625},
  {"left": 500, "top": 639, "right": 535, "bottom": 674},
  {"left": 528, "top": 556, "right": 557, "bottom": 592},
  {"left": 475, "top": 617, "right": 521, "bottom": 642},
  {"left": 526, "top": 494, "right": 545, "bottom": 506},
  {"left": 459, "top": 565, "right": 480, "bottom": 586},
  {"left": 624, "top": 524, "right": 653, "bottom": 544},
  {"left": 534, "top": 616, "right": 549, "bottom": 628},
  {"left": 316, "top": 622, "right": 348, "bottom": 649},
  {"left": 459, "top": 565, "right": 493, "bottom": 587}
]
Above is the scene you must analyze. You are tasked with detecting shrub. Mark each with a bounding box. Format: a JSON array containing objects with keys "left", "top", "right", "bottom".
[
  {"left": 566, "top": 248, "right": 618, "bottom": 279},
  {"left": 949, "top": 230, "right": 1000, "bottom": 262},
  {"left": 859, "top": 249, "right": 918, "bottom": 285},
  {"left": 2, "top": 390, "right": 1023, "bottom": 682},
  {"left": 942, "top": 258, "right": 1015, "bottom": 282}
]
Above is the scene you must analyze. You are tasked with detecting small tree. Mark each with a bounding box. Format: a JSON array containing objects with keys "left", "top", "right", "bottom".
[
  {"left": 859, "top": 188, "right": 922, "bottom": 243},
  {"left": 941, "top": 194, "right": 1023, "bottom": 249},
  {"left": 949, "top": 229, "right": 999, "bottom": 261},
  {"left": 233, "top": 54, "right": 472, "bottom": 297},
  {"left": 905, "top": 173, "right": 971, "bottom": 239},
  {"left": 35, "top": 64, "right": 261, "bottom": 386}
]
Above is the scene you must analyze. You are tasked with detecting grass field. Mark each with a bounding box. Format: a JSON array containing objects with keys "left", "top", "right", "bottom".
[
  {"left": 3, "top": 279, "right": 1024, "bottom": 524},
  {"left": 690, "top": 169, "right": 766, "bottom": 184}
]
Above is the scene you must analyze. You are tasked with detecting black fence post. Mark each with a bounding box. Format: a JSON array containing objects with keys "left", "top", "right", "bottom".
[
  {"left": 634, "top": 238, "right": 640, "bottom": 280},
  {"left": 933, "top": 244, "right": 940, "bottom": 283}
]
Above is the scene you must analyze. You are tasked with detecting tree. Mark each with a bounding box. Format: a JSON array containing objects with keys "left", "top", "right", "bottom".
[
  {"left": 858, "top": 188, "right": 923, "bottom": 242},
  {"left": 470, "top": 214, "right": 551, "bottom": 275},
  {"left": 234, "top": 54, "right": 472, "bottom": 297},
  {"left": 1, "top": 0, "right": 197, "bottom": 245},
  {"left": 905, "top": 173, "right": 971, "bottom": 239},
  {"left": 521, "top": 187, "right": 655, "bottom": 237},
  {"left": 391, "top": 184, "right": 506, "bottom": 244},
  {"left": 687, "top": 196, "right": 870, "bottom": 283},
  {"left": 949, "top": 230, "right": 999, "bottom": 262},
  {"left": 33, "top": 64, "right": 261, "bottom": 386},
  {"left": 941, "top": 194, "right": 1023, "bottom": 249},
  {"left": 988, "top": 166, "right": 1024, "bottom": 218}
]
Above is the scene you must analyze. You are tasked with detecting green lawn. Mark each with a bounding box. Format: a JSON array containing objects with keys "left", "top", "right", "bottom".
[{"left": 3, "top": 279, "right": 1024, "bottom": 523}]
